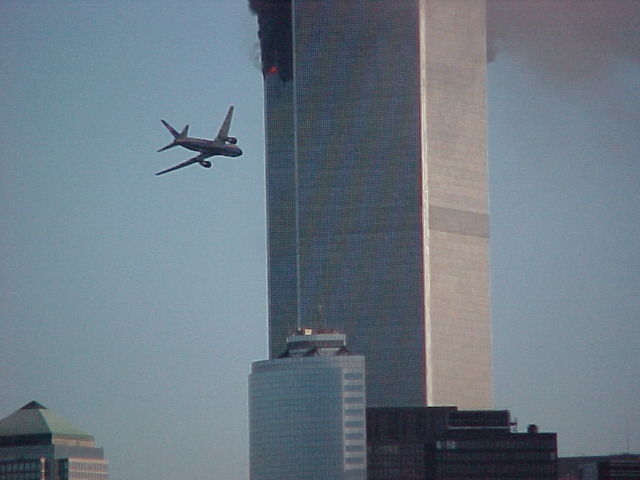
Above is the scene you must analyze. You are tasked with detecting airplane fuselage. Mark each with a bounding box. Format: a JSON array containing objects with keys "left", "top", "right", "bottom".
[
  {"left": 175, "top": 138, "right": 242, "bottom": 158},
  {"left": 155, "top": 106, "right": 242, "bottom": 175}
]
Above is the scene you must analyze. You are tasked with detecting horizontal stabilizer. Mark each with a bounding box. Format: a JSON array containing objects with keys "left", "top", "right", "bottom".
[{"left": 157, "top": 142, "right": 177, "bottom": 152}]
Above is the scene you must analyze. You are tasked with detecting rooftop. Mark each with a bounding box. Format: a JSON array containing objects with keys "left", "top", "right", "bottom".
[
  {"left": 0, "top": 401, "right": 93, "bottom": 439},
  {"left": 279, "top": 327, "right": 351, "bottom": 358}
]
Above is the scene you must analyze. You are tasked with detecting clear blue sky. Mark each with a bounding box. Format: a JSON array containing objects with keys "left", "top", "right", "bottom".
[{"left": 1, "top": 2, "right": 638, "bottom": 479}]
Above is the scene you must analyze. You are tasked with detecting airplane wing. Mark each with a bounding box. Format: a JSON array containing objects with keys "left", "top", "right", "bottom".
[
  {"left": 214, "top": 105, "right": 234, "bottom": 142},
  {"left": 155, "top": 155, "right": 202, "bottom": 176}
]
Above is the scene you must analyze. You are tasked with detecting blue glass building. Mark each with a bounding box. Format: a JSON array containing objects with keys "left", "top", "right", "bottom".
[{"left": 249, "top": 329, "right": 367, "bottom": 480}]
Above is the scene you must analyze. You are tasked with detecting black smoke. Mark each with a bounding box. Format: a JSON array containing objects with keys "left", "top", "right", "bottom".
[{"left": 248, "top": 0, "right": 293, "bottom": 82}]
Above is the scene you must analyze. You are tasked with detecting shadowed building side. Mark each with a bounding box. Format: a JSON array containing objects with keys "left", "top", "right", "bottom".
[
  {"left": 367, "top": 408, "right": 558, "bottom": 479},
  {"left": 293, "top": 0, "right": 426, "bottom": 408},
  {"left": 263, "top": 75, "right": 298, "bottom": 359}
]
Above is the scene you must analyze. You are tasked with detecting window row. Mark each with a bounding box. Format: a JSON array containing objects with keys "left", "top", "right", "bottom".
[
  {"left": 0, "top": 474, "right": 42, "bottom": 480},
  {"left": 0, "top": 464, "right": 41, "bottom": 473}
]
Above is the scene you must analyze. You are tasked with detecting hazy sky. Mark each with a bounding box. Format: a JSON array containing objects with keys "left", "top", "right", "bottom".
[{"left": 1, "top": 2, "right": 638, "bottom": 479}]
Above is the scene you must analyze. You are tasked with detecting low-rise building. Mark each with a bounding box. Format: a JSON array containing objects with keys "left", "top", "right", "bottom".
[
  {"left": 249, "top": 328, "right": 367, "bottom": 480},
  {"left": 558, "top": 454, "right": 640, "bottom": 479},
  {"left": 0, "top": 401, "right": 108, "bottom": 480},
  {"left": 367, "top": 407, "right": 557, "bottom": 479}
]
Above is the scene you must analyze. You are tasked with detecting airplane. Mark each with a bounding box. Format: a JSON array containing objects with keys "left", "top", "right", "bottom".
[{"left": 155, "top": 105, "right": 242, "bottom": 175}]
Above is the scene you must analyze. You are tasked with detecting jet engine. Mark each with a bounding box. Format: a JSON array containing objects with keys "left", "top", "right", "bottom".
[
  {"left": 226, "top": 137, "right": 237, "bottom": 144},
  {"left": 201, "top": 160, "right": 212, "bottom": 168}
]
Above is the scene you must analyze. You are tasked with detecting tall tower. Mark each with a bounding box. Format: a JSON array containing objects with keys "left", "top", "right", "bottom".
[{"left": 255, "top": 0, "right": 491, "bottom": 409}]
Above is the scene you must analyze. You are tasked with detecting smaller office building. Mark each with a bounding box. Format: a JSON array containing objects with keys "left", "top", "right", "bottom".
[
  {"left": 367, "top": 407, "right": 557, "bottom": 479},
  {"left": 558, "top": 454, "right": 640, "bottom": 479},
  {"left": 249, "top": 328, "right": 367, "bottom": 480},
  {"left": 0, "top": 401, "right": 108, "bottom": 480}
]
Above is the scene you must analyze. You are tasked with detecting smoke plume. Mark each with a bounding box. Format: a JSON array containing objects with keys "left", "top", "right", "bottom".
[
  {"left": 487, "top": 0, "right": 640, "bottom": 82},
  {"left": 248, "top": 0, "right": 293, "bottom": 82},
  {"left": 248, "top": 1, "right": 639, "bottom": 86}
]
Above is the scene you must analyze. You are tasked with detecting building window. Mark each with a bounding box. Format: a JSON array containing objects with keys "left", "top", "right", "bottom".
[
  {"left": 345, "top": 408, "right": 364, "bottom": 416},
  {"left": 345, "top": 456, "right": 365, "bottom": 464},
  {"left": 346, "top": 445, "right": 365, "bottom": 452},
  {"left": 344, "top": 396, "right": 363, "bottom": 404},
  {"left": 345, "top": 420, "right": 364, "bottom": 428},
  {"left": 344, "top": 384, "right": 364, "bottom": 392}
]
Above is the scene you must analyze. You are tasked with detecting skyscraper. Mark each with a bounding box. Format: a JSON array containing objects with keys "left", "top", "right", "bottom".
[
  {"left": 249, "top": 329, "right": 367, "bottom": 480},
  {"left": 254, "top": 0, "right": 491, "bottom": 409},
  {"left": 0, "top": 401, "right": 108, "bottom": 480}
]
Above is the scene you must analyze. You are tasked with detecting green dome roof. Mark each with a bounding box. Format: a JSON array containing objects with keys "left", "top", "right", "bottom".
[{"left": 0, "top": 401, "right": 93, "bottom": 439}]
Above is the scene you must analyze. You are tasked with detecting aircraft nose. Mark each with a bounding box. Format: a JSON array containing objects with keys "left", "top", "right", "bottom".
[{"left": 236, "top": 147, "right": 243, "bottom": 157}]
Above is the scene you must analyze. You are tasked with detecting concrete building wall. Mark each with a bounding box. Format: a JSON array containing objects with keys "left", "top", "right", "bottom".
[{"left": 422, "top": 0, "right": 491, "bottom": 409}]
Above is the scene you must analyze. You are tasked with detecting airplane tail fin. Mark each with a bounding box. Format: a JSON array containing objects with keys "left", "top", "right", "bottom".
[
  {"left": 158, "top": 120, "right": 189, "bottom": 152},
  {"left": 161, "top": 119, "right": 189, "bottom": 139}
]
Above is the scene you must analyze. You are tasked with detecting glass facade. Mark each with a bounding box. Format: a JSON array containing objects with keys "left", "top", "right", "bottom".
[
  {"left": 262, "top": 0, "right": 492, "bottom": 409},
  {"left": 0, "top": 460, "right": 45, "bottom": 480},
  {"left": 249, "top": 332, "right": 366, "bottom": 480},
  {"left": 0, "top": 456, "right": 108, "bottom": 480}
]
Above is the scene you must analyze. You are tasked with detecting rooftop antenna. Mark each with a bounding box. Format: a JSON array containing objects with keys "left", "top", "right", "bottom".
[
  {"left": 625, "top": 409, "right": 630, "bottom": 453},
  {"left": 316, "top": 303, "right": 326, "bottom": 330}
]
